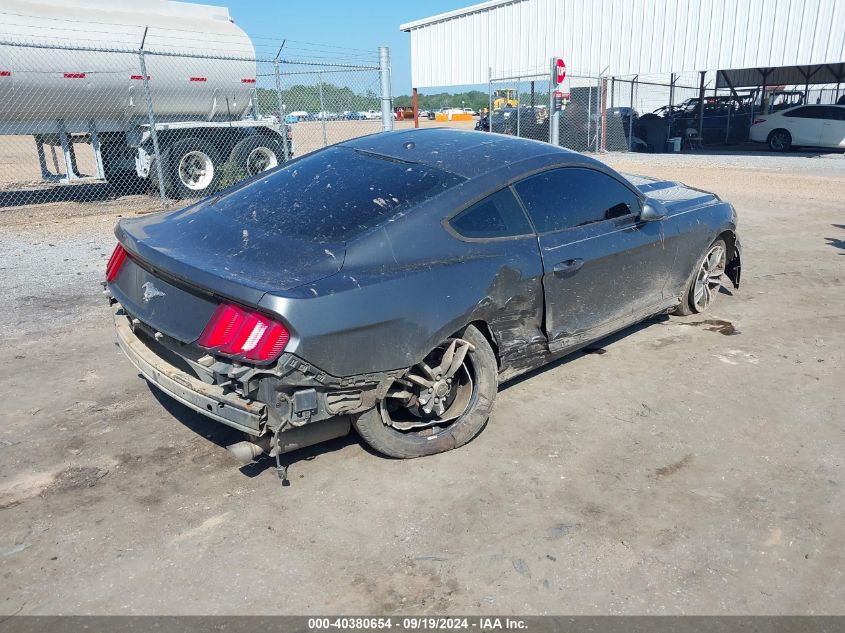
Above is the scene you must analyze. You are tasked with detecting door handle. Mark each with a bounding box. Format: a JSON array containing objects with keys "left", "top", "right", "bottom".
[{"left": 553, "top": 258, "right": 584, "bottom": 277}]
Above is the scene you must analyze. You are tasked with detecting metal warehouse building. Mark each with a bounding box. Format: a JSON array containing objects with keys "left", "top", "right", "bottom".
[
  {"left": 400, "top": 0, "right": 845, "bottom": 150},
  {"left": 401, "top": 0, "right": 845, "bottom": 88}
]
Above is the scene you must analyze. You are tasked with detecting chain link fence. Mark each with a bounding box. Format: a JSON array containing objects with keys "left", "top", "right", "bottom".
[
  {"left": 0, "top": 38, "right": 391, "bottom": 212},
  {"left": 487, "top": 67, "right": 844, "bottom": 154},
  {"left": 610, "top": 72, "right": 754, "bottom": 151},
  {"left": 611, "top": 72, "right": 844, "bottom": 152},
  {"left": 486, "top": 68, "right": 629, "bottom": 153}
]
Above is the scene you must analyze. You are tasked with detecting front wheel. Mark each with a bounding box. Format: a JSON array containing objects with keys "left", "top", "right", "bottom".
[
  {"left": 674, "top": 238, "right": 728, "bottom": 316},
  {"left": 353, "top": 325, "right": 498, "bottom": 458}
]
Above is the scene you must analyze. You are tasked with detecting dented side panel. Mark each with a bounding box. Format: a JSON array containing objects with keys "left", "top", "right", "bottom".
[{"left": 260, "top": 230, "right": 546, "bottom": 378}]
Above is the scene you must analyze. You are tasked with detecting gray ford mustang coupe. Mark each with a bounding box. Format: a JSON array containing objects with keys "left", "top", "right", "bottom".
[{"left": 106, "top": 128, "right": 740, "bottom": 464}]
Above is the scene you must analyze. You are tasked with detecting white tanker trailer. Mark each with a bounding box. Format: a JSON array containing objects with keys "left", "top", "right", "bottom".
[{"left": 0, "top": 0, "right": 290, "bottom": 198}]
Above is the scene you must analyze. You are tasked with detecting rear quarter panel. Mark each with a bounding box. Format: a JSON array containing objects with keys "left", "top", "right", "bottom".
[{"left": 259, "top": 194, "right": 546, "bottom": 378}]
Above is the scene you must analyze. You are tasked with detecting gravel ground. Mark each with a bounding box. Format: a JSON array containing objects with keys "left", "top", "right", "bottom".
[
  {"left": 602, "top": 145, "right": 845, "bottom": 176},
  {"left": 0, "top": 147, "right": 843, "bottom": 615},
  {"left": 603, "top": 147, "right": 845, "bottom": 173}
]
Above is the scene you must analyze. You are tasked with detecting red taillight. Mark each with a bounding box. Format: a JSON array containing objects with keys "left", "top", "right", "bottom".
[
  {"left": 106, "top": 244, "right": 127, "bottom": 282},
  {"left": 753, "top": 118, "right": 766, "bottom": 125},
  {"left": 198, "top": 304, "right": 245, "bottom": 349},
  {"left": 198, "top": 303, "right": 289, "bottom": 363}
]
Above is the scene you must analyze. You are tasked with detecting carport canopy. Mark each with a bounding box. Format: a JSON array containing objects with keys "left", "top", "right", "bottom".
[{"left": 716, "top": 63, "right": 845, "bottom": 89}]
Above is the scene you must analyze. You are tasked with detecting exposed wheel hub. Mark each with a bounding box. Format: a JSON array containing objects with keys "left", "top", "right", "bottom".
[{"left": 382, "top": 338, "right": 476, "bottom": 431}]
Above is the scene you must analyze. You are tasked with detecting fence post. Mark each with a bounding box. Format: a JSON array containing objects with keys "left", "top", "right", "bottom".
[
  {"left": 273, "top": 59, "right": 290, "bottom": 162},
  {"left": 669, "top": 73, "right": 676, "bottom": 111},
  {"left": 628, "top": 76, "right": 636, "bottom": 150},
  {"left": 599, "top": 76, "right": 607, "bottom": 152},
  {"left": 488, "top": 67, "right": 493, "bottom": 131},
  {"left": 586, "top": 78, "right": 592, "bottom": 150},
  {"left": 379, "top": 46, "right": 393, "bottom": 132},
  {"left": 317, "top": 72, "right": 328, "bottom": 146},
  {"left": 138, "top": 48, "right": 167, "bottom": 206},
  {"left": 548, "top": 58, "right": 555, "bottom": 145},
  {"left": 697, "top": 70, "right": 706, "bottom": 143}
]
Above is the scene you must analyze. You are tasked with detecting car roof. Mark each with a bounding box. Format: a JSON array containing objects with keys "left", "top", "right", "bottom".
[
  {"left": 339, "top": 127, "right": 598, "bottom": 179},
  {"left": 779, "top": 103, "right": 844, "bottom": 113}
]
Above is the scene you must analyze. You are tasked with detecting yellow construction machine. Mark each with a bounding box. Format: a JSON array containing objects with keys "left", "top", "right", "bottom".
[{"left": 492, "top": 88, "right": 519, "bottom": 110}]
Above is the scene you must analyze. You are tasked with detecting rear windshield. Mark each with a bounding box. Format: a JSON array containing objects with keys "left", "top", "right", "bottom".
[{"left": 212, "top": 146, "right": 464, "bottom": 242}]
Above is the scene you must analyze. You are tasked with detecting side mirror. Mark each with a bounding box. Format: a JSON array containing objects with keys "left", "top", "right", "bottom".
[{"left": 640, "top": 200, "right": 667, "bottom": 221}]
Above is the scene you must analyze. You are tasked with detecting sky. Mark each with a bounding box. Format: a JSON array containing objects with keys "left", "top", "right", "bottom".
[{"left": 225, "top": 0, "right": 469, "bottom": 95}]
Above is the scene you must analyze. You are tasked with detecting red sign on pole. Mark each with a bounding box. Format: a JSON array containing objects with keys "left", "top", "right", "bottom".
[{"left": 555, "top": 58, "right": 566, "bottom": 85}]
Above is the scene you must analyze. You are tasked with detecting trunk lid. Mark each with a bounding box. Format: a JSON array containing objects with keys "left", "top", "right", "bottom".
[
  {"left": 115, "top": 197, "right": 345, "bottom": 305},
  {"left": 111, "top": 198, "right": 344, "bottom": 342}
]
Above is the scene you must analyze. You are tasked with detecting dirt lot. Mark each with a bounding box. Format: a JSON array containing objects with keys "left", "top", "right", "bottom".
[{"left": 0, "top": 141, "right": 843, "bottom": 615}]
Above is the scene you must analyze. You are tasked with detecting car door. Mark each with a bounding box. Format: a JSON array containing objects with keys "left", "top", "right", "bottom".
[
  {"left": 782, "top": 106, "right": 825, "bottom": 145},
  {"left": 819, "top": 106, "right": 845, "bottom": 148},
  {"left": 512, "top": 167, "right": 672, "bottom": 353}
]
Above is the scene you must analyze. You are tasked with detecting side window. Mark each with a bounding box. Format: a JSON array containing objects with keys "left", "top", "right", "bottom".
[
  {"left": 449, "top": 187, "right": 533, "bottom": 239},
  {"left": 512, "top": 168, "right": 641, "bottom": 233},
  {"left": 822, "top": 106, "right": 844, "bottom": 121},
  {"left": 784, "top": 107, "right": 823, "bottom": 119}
]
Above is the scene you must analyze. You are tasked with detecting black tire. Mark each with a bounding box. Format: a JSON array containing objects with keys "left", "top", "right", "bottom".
[
  {"left": 673, "top": 238, "right": 727, "bottom": 316},
  {"left": 228, "top": 136, "right": 284, "bottom": 178},
  {"left": 101, "top": 142, "right": 146, "bottom": 195},
  {"left": 353, "top": 325, "right": 498, "bottom": 458},
  {"left": 767, "top": 129, "right": 792, "bottom": 152},
  {"left": 105, "top": 169, "right": 147, "bottom": 195},
  {"left": 156, "top": 137, "right": 222, "bottom": 200}
]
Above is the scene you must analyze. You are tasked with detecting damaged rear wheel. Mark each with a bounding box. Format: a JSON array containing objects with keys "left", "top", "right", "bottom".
[{"left": 353, "top": 325, "right": 497, "bottom": 458}]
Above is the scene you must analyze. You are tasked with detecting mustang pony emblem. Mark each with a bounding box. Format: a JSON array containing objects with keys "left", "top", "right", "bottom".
[{"left": 141, "top": 281, "right": 166, "bottom": 303}]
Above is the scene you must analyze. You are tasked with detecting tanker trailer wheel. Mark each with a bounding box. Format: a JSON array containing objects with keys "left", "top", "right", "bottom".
[
  {"left": 101, "top": 141, "right": 145, "bottom": 194},
  {"left": 155, "top": 137, "right": 223, "bottom": 200},
  {"left": 229, "top": 136, "right": 284, "bottom": 177}
]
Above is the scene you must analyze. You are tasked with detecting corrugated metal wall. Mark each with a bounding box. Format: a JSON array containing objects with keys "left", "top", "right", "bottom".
[{"left": 402, "top": 0, "right": 845, "bottom": 87}]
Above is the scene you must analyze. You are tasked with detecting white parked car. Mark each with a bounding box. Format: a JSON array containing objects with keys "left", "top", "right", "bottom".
[{"left": 750, "top": 104, "right": 845, "bottom": 151}]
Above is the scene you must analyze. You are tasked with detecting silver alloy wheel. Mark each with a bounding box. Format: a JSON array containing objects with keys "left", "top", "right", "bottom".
[
  {"left": 177, "top": 150, "right": 214, "bottom": 190},
  {"left": 246, "top": 146, "right": 278, "bottom": 175},
  {"left": 692, "top": 244, "right": 726, "bottom": 312},
  {"left": 380, "top": 338, "right": 476, "bottom": 433}
]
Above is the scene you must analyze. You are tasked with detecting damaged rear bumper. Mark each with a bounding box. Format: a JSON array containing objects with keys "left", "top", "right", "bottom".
[
  {"left": 113, "top": 304, "right": 266, "bottom": 435},
  {"left": 110, "top": 299, "right": 402, "bottom": 443}
]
